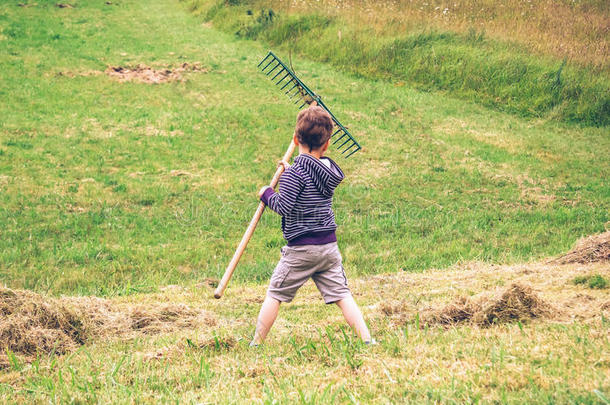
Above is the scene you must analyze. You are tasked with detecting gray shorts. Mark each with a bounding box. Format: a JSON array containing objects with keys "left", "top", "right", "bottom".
[{"left": 267, "top": 242, "right": 351, "bottom": 304}]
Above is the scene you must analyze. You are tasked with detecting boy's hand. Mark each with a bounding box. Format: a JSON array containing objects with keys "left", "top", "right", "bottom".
[
  {"left": 258, "top": 186, "right": 271, "bottom": 198},
  {"left": 278, "top": 160, "right": 290, "bottom": 171}
]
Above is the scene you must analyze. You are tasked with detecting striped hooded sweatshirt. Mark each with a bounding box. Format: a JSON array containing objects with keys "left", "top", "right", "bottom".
[{"left": 260, "top": 153, "right": 344, "bottom": 246}]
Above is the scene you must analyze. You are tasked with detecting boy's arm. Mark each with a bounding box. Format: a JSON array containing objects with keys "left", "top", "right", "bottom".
[{"left": 260, "top": 167, "right": 304, "bottom": 216}]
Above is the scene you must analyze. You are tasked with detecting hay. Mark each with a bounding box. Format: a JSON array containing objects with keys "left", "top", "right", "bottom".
[
  {"left": 473, "top": 283, "right": 554, "bottom": 326},
  {"left": 550, "top": 231, "right": 610, "bottom": 264},
  {"left": 0, "top": 287, "right": 215, "bottom": 363},
  {"left": 0, "top": 289, "right": 87, "bottom": 357},
  {"left": 424, "top": 296, "right": 481, "bottom": 326},
  {"left": 198, "top": 336, "right": 237, "bottom": 351},
  {"left": 424, "top": 283, "right": 555, "bottom": 327}
]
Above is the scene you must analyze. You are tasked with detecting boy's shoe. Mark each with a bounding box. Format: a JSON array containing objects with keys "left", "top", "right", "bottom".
[
  {"left": 364, "top": 338, "right": 377, "bottom": 346},
  {"left": 249, "top": 341, "right": 260, "bottom": 348}
]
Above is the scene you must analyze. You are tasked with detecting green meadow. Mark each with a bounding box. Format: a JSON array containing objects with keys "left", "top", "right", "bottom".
[
  {"left": 1, "top": 0, "right": 607, "bottom": 296},
  {"left": 0, "top": 0, "right": 608, "bottom": 403}
]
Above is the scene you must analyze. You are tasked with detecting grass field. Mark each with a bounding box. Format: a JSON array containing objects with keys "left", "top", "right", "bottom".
[{"left": 0, "top": 0, "right": 609, "bottom": 402}]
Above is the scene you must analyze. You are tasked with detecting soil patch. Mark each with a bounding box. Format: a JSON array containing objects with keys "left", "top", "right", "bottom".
[
  {"left": 105, "top": 63, "right": 208, "bottom": 84},
  {"left": 550, "top": 231, "right": 610, "bottom": 264},
  {"left": 424, "top": 283, "right": 555, "bottom": 327},
  {"left": 0, "top": 287, "right": 215, "bottom": 365}
]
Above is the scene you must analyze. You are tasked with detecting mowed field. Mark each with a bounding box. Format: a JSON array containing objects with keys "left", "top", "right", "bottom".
[{"left": 0, "top": 0, "right": 609, "bottom": 403}]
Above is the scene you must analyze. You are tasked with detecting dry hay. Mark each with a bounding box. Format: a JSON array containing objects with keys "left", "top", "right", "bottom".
[
  {"left": 0, "top": 287, "right": 215, "bottom": 364},
  {"left": 550, "top": 231, "right": 610, "bottom": 264},
  {"left": 105, "top": 63, "right": 208, "bottom": 84},
  {"left": 198, "top": 335, "right": 237, "bottom": 351},
  {"left": 424, "top": 283, "right": 555, "bottom": 327},
  {"left": 378, "top": 300, "right": 416, "bottom": 324},
  {"left": 424, "top": 296, "right": 480, "bottom": 326},
  {"left": 0, "top": 288, "right": 87, "bottom": 357}
]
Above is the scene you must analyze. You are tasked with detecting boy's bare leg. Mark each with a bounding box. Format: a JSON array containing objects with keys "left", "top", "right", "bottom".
[
  {"left": 251, "top": 295, "right": 281, "bottom": 345},
  {"left": 336, "top": 295, "right": 372, "bottom": 342}
]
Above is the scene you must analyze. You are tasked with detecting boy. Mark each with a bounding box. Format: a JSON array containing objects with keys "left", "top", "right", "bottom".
[{"left": 251, "top": 104, "right": 373, "bottom": 346}]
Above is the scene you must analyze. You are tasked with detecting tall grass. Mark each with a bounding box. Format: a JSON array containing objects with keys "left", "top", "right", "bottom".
[
  {"left": 261, "top": 0, "right": 610, "bottom": 71},
  {"left": 192, "top": 0, "right": 610, "bottom": 126}
]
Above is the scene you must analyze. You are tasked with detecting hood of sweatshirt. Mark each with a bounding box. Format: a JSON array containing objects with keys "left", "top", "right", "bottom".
[{"left": 294, "top": 153, "right": 344, "bottom": 198}]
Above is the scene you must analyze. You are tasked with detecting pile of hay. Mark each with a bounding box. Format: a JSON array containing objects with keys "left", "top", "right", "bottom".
[
  {"left": 424, "top": 283, "right": 555, "bottom": 327},
  {"left": 0, "top": 288, "right": 88, "bottom": 357},
  {"left": 550, "top": 231, "right": 610, "bottom": 264},
  {"left": 0, "top": 287, "right": 215, "bottom": 365}
]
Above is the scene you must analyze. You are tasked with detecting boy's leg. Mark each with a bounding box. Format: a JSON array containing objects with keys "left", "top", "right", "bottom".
[
  {"left": 251, "top": 295, "right": 281, "bottom": 345},
  {"left": 336, "top": 295, "right": 372, "bottom": 342}
]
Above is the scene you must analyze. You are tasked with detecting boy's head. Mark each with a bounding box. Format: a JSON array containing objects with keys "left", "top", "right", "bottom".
[{"left": 295, "top": 106, "right": 334, "bottom": 152}]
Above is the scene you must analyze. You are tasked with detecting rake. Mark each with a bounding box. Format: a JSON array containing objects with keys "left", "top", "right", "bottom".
[
  {"left": 214, "top": 51, "right": 362, "bottom": 299},
  {"left": 257, "top": 51, "right": 361, "bottom": 157}
]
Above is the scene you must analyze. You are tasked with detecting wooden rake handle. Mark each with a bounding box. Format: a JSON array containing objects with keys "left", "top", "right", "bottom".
[{"left": 214, "top": 139, "right": 297, "bottom": 299}]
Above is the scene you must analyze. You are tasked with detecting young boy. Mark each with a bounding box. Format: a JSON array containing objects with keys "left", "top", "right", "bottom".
[{"left": 251, "top": 104, "right": 373, "bottom": 346}]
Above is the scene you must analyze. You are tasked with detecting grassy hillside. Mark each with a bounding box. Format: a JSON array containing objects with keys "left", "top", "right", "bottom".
[
  {"left": 0, "top": 0, "right": 609, "bottom": 403},
  {"left": 190, "top": 0, "right": 610, "bottom": 126},
  {"left": 0, "top": 0, "right": 608, "bottom": 296}
]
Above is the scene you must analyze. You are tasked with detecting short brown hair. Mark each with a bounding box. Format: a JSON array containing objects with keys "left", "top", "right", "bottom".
[{"left": 295, "top": 106, "right": 334, "bottom": 152}]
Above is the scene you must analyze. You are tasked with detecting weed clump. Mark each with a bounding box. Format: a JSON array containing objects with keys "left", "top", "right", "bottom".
[
  {"left": 0, "top": 287, "right": 215, "bottom": 364},
  {"left": 424, "top": 283, "right": 555, "bottom": 327},
  {"left": 551, "top": 232, "right": 610, "bottom": 264},
  {"left": 573, "top": 274, "right": 609, "bottom": 289}
]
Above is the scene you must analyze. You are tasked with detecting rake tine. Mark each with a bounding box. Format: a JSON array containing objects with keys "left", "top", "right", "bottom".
[
  {"left": 341, "top": 142, "right": 357, "bottom": 155},
  {"left": 265, "top": 61, "right": 281, "bottom": 76},
  {"left": 337, "top": 137, "right": 352, "bottom": 150},
  {"left": 345, "top": 145, "right": 361, "bottom": 158},
  {"left": 298, "top": 102, "right": 307, "bottom": 109},
  {"left": 271, "top": 67, "right": 286, "bottom": 81},
  {"left": 261, "top": 58, "right": 276, "bottom": 72},
  {"left": 330, "top": 129, "right": 341, "bottom": 138},
  {"left": 257, "top": 52, "right": 272, "bottom": 68},
  {"left": 285, "top": 82, "right": 299, "bottom": 95},
  {"left": 281, "top": 79, "right": 296, "bottom": 91},
  {"left": 332, "top": 132, "right": 348, "bottom": 145},
  {"left": 288, "top": 87, "right": 302, "bottom": 99},
  {"left": 275, "top": 71, "right": 291, "bottom": 85}
]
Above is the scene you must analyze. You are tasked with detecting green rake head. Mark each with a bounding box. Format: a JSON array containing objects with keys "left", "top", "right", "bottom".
[{"left": 258, "top": 51, "right": 362, "bottom": 158}]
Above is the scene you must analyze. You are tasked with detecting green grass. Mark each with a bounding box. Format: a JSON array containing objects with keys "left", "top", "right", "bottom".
[
  {"left": 573, "top": 274, "right": 609, "bottom": 289},
  {"left": 192, "top": 0, "right": 610, "bottom": 126},
  {"left": 0, "top": 0, "right": 608, "bottom": 297}
]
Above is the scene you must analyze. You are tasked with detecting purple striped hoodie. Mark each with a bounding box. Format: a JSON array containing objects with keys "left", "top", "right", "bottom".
[{"left": 261, "top": 153, "right": 344, "bottom": 246}]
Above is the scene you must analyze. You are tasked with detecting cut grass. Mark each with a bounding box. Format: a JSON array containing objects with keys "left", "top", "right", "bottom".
[{"left": 1, "top": 261, "right": 609, "bottom": 403}]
